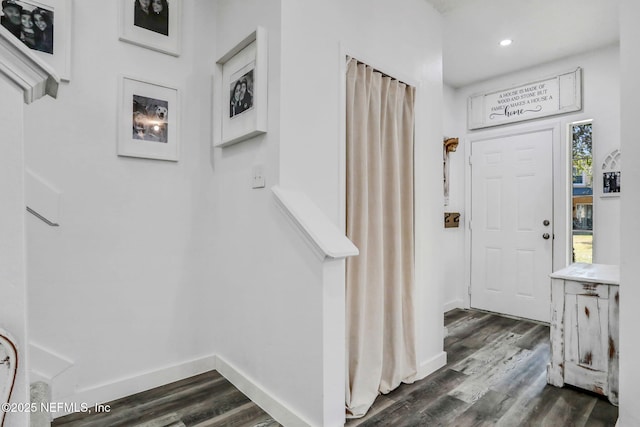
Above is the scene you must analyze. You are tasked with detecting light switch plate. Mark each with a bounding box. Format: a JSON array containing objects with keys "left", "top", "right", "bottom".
[{"left": 252, "top": 164, "right": 265, "bottom": 189}]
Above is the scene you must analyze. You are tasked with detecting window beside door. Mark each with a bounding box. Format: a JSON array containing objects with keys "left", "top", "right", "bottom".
[{"left": 571, "top": 121, "right": 593, "bottom": 263}]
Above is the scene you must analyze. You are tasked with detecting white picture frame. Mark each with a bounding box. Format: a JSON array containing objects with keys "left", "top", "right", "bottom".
[
  {"left": 213, "top": 26, "right": 267, "bottom": 148},
  {"left": 118, "top": 75, "right": 180, "bottom": 161},
  {"left": 118, "top": 0, "right": 181, "bottom": 57},
  {"left": 0, "top": 0, "right": 72, "bottom": 81}
]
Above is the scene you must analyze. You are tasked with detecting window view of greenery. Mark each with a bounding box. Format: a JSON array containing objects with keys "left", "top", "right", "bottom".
[{"left": 572, "top": 122, "right": 593, "bottom": 263}]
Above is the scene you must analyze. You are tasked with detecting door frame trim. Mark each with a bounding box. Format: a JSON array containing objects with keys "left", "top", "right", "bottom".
[{"left": 464, "top": 122, "right": 566, "bottom": 311}]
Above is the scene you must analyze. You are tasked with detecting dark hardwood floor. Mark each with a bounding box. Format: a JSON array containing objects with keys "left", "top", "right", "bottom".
[
  {"left": 346, "top": 309, "right": 618, "bottom": 427},
  {"left": 52, "top": 371, "right": 279, "bottom": 427},
  {"left": 53, "top": 309, "right": 618, "bottom": 426}
]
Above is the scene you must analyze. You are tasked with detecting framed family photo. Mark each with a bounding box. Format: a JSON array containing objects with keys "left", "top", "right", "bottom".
[
  {"left": 118, "top": 75, "right": 180, "bottom": 161},
  {"left": 0, "top": 0, "right": 71, "bottom": 80},
  {"left": 119, "top": 0, "right": 181, "bottom": 56},
  {"left": 213, "top": 26, "right": 267, "bottom": 147}
]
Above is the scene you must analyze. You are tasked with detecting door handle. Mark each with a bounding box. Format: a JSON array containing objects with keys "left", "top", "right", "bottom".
[{"left": 542, "top": 233, "right": 550, "bottom": 240}]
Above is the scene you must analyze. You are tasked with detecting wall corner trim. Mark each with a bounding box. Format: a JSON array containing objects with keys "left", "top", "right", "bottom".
[
  {"left": 415, "top": 351, "right": 447, "bottom": 382},
  {"left": 272, "top": 185, "right": 359, "bottom": 260}
]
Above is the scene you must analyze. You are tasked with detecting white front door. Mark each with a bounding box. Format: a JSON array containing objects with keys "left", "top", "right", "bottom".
[{"left": 471, "top": 129, "right": 553, "bottom": 322}]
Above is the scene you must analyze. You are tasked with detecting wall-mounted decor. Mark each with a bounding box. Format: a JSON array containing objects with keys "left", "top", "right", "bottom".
[
  {"left": 0, "top": 331, "right": 18, "bottom": 427},
  {"left": 0, "top": 0, "right": 72, "bottom": 80},
  {"left": 601, "top": 148, "right": 621, "bottom": 197},
  {"left": 468, "top": 68, "right": 582, "bottom": 130},
  {"left": 118, "top": 75, "right": 180, "bottom": 161},
  {"left": 602, "top": 171, "right": 620, "bottom": 195},
  {"left": 443, "top": 137, "right": 458, "bottom": 206},
  {"left": 118, "top": 0, "right": 181, "bottom": 56},
  {"left": 213, "top": 26, "right": 267, "bottom": 148},
  {"left": 444, "top": 212, "right": 460, "bottom": 228}
]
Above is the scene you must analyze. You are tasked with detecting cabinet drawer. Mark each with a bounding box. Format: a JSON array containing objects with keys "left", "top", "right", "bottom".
[{"left": 565, "top": 280, "right": 609, "bottom": 298}]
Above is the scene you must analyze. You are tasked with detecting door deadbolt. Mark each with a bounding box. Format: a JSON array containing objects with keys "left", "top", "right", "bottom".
[
  {"left": 543, "top": 220, "right": 550, "bottom": 226},
  {"left": 542, "top": 233, "right": 550, "bottom": 240}
]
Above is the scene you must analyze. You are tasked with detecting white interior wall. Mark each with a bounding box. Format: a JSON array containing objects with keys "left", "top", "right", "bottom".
[
  {"left": 442, "top": 84, "right": 466, "bottom": 311},
  {"left": 618, "top": 0, "right": 640, "bottom": 424},
  {"left": 0, "top": 77, "right": 29, "bottom": 427},
  {"left": 211, "top": 2, "right": 333, "bottom": 425},
  {"left": 18, "top": 1, "right": 626, "bottom": 424},
  {"left": 20, "top": 0, "right": 445, "bottom": 424},
  {"left": 443, "top": 45, "right": 621, "bottom": 310},
  {"left": 24, "top": 0, "right": 219, "bottom": 406}
]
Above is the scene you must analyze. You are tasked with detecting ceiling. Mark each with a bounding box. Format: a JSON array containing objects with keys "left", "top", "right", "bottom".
[{"left": 426, "top": 0, "right": 620, "bottom": 88}]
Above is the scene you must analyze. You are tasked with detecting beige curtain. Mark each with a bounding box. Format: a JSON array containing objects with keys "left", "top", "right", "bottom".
[{"left": 345, "top": 59, "right": 417, "bottom": 418}]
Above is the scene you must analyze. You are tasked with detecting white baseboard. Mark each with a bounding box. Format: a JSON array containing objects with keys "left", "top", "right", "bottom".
[
  {"left": 29, "top": 342, "right": 76, "bottom": 399},
  {"left": 415, "top": 351, "right": 447, "bottom": 381},
  {"left": 29, "top": 342, "right": 74, "bottom": 381},
  {"left": 215, "top": 355, "right": 311, "bottom": 427},
  {"left": 443, "top": 299, "right": 464, "bottom": 313},
  {"left": 54, "top": 355, "right": 217, "bottom": 418},
  {"left": 45, "top": 352, "right": 438, "bottom": 425}
]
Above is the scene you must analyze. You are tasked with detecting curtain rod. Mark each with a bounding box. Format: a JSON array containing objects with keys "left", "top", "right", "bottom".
[{"left": 347, "top": 56, "right": 412, "bottom": 87}]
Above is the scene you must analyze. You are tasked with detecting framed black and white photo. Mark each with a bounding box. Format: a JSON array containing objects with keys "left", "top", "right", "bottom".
[
  {"left": 118, "top": 75, "right": 180, "bottom": 161},
  {"left": 119, "top": 0, "right": 181, "bottom": 56},
  {"left": 0, "top": 0, "right": 71, "bottom": 80},
  {"left": 229, "top": 68, "right": 254, "bottom": 118},
  {"left": 601, "top": 148, "right": 621, "bottom": 198},
  {"left": 213, "top": 26, "right": 267, "bottom": 147},
  {"left": 602, "top": 171, "right": 621, "bottom": 196}
]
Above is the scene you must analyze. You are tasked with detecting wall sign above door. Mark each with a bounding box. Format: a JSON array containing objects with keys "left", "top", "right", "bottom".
[{"left": 467, "top": 68, "right": 582, "bottom": 130}]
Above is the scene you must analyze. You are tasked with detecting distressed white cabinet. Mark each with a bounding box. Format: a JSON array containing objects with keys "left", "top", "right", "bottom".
[{"left": 547, "top": 263, "right": 619, "bottom": 405}]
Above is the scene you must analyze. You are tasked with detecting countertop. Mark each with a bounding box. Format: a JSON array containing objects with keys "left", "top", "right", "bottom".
[{"left": 550, "top": 263, "right": 619, "bottom": 285}]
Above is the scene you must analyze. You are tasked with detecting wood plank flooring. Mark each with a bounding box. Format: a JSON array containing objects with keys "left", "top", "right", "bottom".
[
  {"left": 53, "top": 309, "right": 618, "bottom": 426},
  {"left": 51, "top": 371, "right": 279, "bottom": 427},
  {"left": 346, "top": 309, "right": 618, "bottom": 427}
]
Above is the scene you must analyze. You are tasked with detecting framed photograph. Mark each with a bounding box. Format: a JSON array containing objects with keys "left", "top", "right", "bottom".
[
  {"left": 118, "top": 75, "right": 180, "bottom": 161},
  {"left": 213, "top": 26, "right": 267, "bottom": 147},
  {"left": 119, "top": 0, "right": 181, "bottom": 56},
  {"left": 601, "top": 148, "right": 621, "bottom": 198},
  {"left": 0, "top": 0, "right": 71, "bottom": 80},
  {"left": 602, "top": 171, "right": 621, "bottom": 197}
]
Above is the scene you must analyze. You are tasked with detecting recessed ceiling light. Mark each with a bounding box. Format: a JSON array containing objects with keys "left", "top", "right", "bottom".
[{"left": 500, "top": 39, "right": 513, "bottom": 47}]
